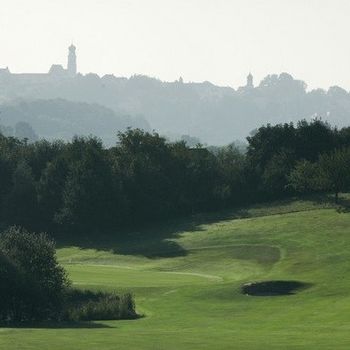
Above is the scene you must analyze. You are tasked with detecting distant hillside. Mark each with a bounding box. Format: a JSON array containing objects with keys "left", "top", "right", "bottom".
[
  {"left": 0, "top": 99, "right": 150, "bottom": 146},
  {"left": 1, "top": 72, "right": 350, "bottom": 144}
]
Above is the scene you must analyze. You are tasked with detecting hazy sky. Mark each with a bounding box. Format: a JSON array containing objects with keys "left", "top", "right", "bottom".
[{"left": 1, "top": 0, "right": 350, "bottom": 90}]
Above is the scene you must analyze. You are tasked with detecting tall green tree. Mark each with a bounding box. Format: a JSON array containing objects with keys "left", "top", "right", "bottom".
[
  {"left": 288, "top": 160, "right": 320, "bottom": 193},
  {"left": 4, "top": 161, "right": 38, "bottom": 229},
  {"left": 0, "top": 226, "right": 69, "bottom": 322},
  {"left": 318, "top": 147, "right": 350, "bottom": 202},
  {"left": 55, "top": 137, "right": 115, "bottom": 232}
]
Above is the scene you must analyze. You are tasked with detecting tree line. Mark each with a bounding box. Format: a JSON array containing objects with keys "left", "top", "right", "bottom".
[{"left": 1, "top": 119, "right": 350, "bottom": 236}]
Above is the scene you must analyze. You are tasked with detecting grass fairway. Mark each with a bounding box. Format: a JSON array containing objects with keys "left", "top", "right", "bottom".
[{"left": 2, "top": 198, "right": 350, "bottom": 349}]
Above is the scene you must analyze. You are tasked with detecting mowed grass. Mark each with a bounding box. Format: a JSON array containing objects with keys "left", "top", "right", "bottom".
[{"left": 2, "top": 197, "right": 350, "bottom": 349}]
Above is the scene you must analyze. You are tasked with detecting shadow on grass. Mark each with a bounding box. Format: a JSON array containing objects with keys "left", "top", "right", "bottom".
[
  {"left": 241, "top": 280, "right": 312, "bottom": 296},
  {"left": 0, "top": 321, "right": 113, "bottom": 329},
  {"left": 335, "top": 195, "right": 350, "bottom": 212},
  {"left": 56, "top": 193, "right": 340, "bottom": 259},
  {"left": 56, "top": 207, "right": 250, "bottom": 259}
]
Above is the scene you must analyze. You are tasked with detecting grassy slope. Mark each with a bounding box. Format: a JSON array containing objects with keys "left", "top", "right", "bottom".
[{"left": 2, "top": 197, "right": 350, "bottom": 349}]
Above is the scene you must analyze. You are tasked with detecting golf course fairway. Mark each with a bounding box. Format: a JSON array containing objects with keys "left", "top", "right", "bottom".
[{"left": 1, "top": 198, "right": 350, "bottom": 349}]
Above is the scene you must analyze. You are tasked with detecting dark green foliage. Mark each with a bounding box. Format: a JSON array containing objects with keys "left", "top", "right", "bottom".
[
  {"left": 0, "top": 120, "right": 349, "bottom": 235},
  {"left": 317, "top": 147, "right": 350, "bottom": 201},
  {"left": 246, "top": 119, "right": 346, "bottom": 199},
  {"left": 113, "top": 129, "right": 179, "bottom": 221},
  {"left": 0, "top": 251, "right": 20, "bottom": 321},
  {"left": 288, "top": 160, "right": 320, "bottom": 193},
  {"left": 262, "top": 150, "right": 296, "bottom": 195},
  {"left": 4, "top": 161, "right": 38, "bottom": 228},
  {"left": 0, "top": 227, "right": 138, "bottom": 323},
  {"left": 64, "top": 290, "right": 137, "bottom": 321},
  {"left": 55, "top": 137, "right": 115, "bottom": 231},
  {"left": 215, "top": 144, "right": 246, "bottom": 205},
  {"left": 289, "top": 147, "right": 350, "bottom": 202},
  {"left": 0, "top": 226, "right": 69, "bottom": 322}
]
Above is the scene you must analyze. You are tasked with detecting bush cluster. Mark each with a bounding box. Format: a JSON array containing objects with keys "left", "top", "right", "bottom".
[
  {"left": 0, "top": 227, "right": 137, "bottom": 323},
  {"left": 65, "top": 290, "right": 137, "bottom": 321},
  {"left": 0, "top": 226, "right": 69, "bottom": 322}
]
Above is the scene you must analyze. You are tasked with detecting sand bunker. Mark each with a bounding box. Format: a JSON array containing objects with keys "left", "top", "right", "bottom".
[{"left": 242, "top": 280, "right": 310, "bottom": 296}]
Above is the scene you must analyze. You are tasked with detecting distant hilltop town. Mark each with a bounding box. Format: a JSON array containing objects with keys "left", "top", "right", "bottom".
[
  {"left": 0, "top": 44, "right": 257, "bottom": 91},
  {"left": 0, "top": 44, "right": 78, "bottom": 80},
  {"left": 2, "top": 44, "right": 350, "bottom": 146}
]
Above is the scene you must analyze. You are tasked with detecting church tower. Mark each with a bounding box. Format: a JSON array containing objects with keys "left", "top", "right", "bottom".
[
  {"left": 67, "top": 44, "right": 77, "bottom": 76},
  {"left": 246, "top": 72, "right": 254, "bottom": 89}
]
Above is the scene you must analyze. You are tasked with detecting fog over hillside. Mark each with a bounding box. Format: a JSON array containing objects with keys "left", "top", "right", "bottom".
[
  {"left": 0, "top": 99, "right": 150, "bottom": 146},
  {"left": 1, "top": 68, "right": 350, "bottom": 145}
]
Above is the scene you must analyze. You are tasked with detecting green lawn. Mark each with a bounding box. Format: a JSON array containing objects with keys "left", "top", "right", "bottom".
[{"left": 2, "top": 197, "right": 350, "bottom": 349}]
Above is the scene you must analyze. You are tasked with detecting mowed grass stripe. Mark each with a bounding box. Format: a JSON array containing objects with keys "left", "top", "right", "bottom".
[{"left": 65, "top": 264, "right": 219, "bottom": 289}]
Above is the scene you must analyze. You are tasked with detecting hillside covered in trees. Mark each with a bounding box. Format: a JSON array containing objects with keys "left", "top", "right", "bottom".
[
  {"left": 0, "top": 99, "right": 150, "bottom": 146},
  {"left": 1, "top": 72, "right": 350, "bottom": 144}
]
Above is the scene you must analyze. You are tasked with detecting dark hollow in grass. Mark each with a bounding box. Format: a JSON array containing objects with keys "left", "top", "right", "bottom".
[{"left": 242, "top": 280, "right": 310, "bottom": 296}]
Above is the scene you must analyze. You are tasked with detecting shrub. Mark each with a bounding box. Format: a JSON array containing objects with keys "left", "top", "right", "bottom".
[
  {"left": 0, "top": 251, "right": 20, "bottom": 322},
  {"left": 64, "top": 290, "right": 138, "bottom": 321},
  {"left": 0, "top": 226, "right": 69, "bottom": 322},
  {"left": 0, "top": 227, "right": 138, "bottom": 324}
]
